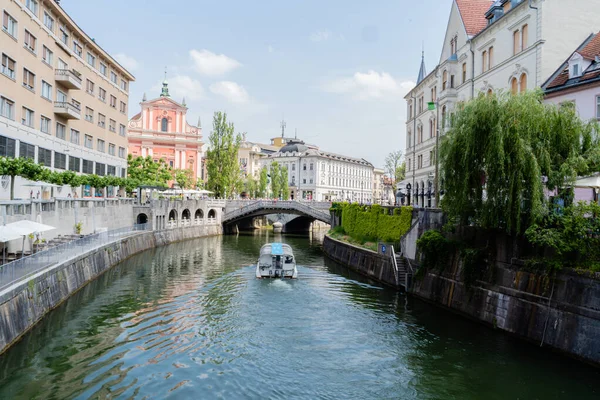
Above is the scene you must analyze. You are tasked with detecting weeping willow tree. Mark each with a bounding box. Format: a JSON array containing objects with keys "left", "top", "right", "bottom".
[{"left": 440, "top": 90, "right": 597, "bottom": 234}]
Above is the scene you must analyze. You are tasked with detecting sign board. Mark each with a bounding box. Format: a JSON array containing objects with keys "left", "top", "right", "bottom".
[{"left": 379, "top": 243, "right": 387, "bottom": 255}]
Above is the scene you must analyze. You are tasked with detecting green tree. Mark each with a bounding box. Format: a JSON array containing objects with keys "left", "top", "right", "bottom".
[
  {"left": 127, "top": 155, "right": 172, "bottom": 187},
  {"left": 244, "top": 175, "right": 257, "bottom": 198},
  {"left": 0, "top": 157, "right": 42, "bottom": 199},
  {"left": 385, "top": 150, "right": 404, "bottom": 191},
  {"left": 206, "top": 112, "right": 242, "bottom": 198},
  {"left": 258, "top": 166, "right": 268, "bottom": 198},
  {"left": 175, "top": 169, "right": 194, "bottom": 191},
  {"left": 270, "top": 162, "right": 281, "bottom": 199},
  {"left": 195, "top": 178, "right": 205, "bottom": 190},
  {"left": 280, "top": 166, "right": 290, "bottom": 200},
  {"left": 440, "top": 90, "right": 595, "bottom": 234}
]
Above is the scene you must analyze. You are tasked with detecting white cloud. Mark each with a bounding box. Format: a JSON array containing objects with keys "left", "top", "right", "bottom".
[
  {"left": 268, "top": 45, "right": 274, "bottom": 53},
  {"left": 189, "top": 49, "right": 242, "bottom": 76},
  {"left": 114, "top": 53, "right": 139, "bottom": 72},
  {"left": 310, "top": 30, "right": 332, "bottom": 42},
  {"left": 322, "top": 70, "right": 415, "bottom": 100},
  {"left": 151, "top": 75, "right": 205, "bottom": 101},
  {"left": 209, "top": 81, "right": 249, "bottom": 103}
]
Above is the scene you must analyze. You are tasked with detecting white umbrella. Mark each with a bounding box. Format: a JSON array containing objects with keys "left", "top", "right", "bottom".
[
  {"left": 7, "top": 220, "right": 55, "bottom": 258},
  {"left": 0, "top": 227, "right": 22, "bottom": 265},
  {"left": 198, "top": 190, "right": 214, "bottom": 194}
]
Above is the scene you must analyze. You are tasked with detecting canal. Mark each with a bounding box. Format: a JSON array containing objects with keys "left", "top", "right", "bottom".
[{"left": 0, "top": 232, "right": 598, "bottom": 399}]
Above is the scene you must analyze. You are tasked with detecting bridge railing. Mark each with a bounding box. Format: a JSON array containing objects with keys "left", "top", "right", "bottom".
[{"left": 223, "top": 200, "right": 331, "bottom": 223}]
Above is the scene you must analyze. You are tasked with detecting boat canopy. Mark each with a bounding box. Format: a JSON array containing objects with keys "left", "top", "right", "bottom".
[{"left": 259, "top": 243, "right": 294, "bottom": 257}]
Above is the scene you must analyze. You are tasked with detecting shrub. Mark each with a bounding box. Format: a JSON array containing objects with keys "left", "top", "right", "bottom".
[{"left": 416, "top": 230, "right": 451, "bottom": 270}]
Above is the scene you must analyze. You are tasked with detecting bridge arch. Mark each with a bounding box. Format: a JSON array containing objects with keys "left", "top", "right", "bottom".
[
  {"left": 182, "top": 209, "right": 191, "bottom": 220},
  {"left": 168, "top": 209, "right": 178, "bottom": 222},
  {"left": 208, "top": 209, "right": 216, "bottom": 219},
  {"left": 136, "top": 213, "right": 148, "bottom": 225},
  {"left": 195, "top": 209, "right": 204, "bottom": 220},
  {"left": 222, "top": 200, "right": 331, "bottom": 226}
]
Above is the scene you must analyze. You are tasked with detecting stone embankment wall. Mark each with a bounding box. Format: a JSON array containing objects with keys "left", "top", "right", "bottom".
[
  {"left": 410, "top": 260, "right": 600, "bottom": 366},
  {"left": 0, "top": 224, "right": 221, "bottom": 354},
  {"left": 323, "top": 235, "right": 398, "bottom": 288}
]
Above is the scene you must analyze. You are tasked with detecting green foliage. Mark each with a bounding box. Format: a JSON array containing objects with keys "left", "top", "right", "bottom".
[
  {"left": 280, "top": 166, "right": 289, "bottom": 200},
  {"left": 384, "top": 150, "right": 404, "bottom": 191},
  {"left": 270, "top": 161, "right": 281, "bottom": 199},
  {"left": 127, "top": 155, "right": 172, "bottom": 188},
  {"left": 440, "top": 90, "right": 597, "bottom": 234},
  {"left": 258, "top": 167, "right": 268, "bottom": 198},
  {"left": 461, "top": 247, "right": 487, "bottom": 289},
  {"left": 525, "top": 201, "right": 600, "bottom": 270},
  {"left": 174, "top": 169, "right": 194, "bottom": 190},
  {"left": 416, "top": 230, "right": 451, "bottom": 270},
  {"left": 206, "top": 111, "right": 242, "bottom": 198},
  {"left": 195, "top": 178, "right": 205, "bottom": 189},
  {"left": 338, "top": 202, "right": 413, "bottom": 243}
]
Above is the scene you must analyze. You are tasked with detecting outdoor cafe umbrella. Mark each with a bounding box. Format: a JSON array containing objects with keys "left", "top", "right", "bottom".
[
  {"left": 0, "top": 226, "right": 25, "bottom": 264},
  {"left": 7, "top": 220, "right": 55, "bottom": 258}
]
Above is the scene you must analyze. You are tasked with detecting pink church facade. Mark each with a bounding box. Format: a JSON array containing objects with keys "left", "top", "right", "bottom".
[{"left": 127, "top": 81, "right": 204, "bottom": 182}]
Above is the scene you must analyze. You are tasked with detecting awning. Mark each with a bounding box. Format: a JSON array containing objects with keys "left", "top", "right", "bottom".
[{"left": 574, "top": 174, "right": 600, "bottom": 189}]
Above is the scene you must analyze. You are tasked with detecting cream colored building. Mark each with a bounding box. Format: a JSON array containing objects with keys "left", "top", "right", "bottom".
[
  {"left": 372, "top": 168, "right": 384, "bottom": 204},
  {"left": 0, "top": 0, "right": 134, "bottom": 199},
  {"left": 403, "top": 0, "right": 600, "bottom": 208}
]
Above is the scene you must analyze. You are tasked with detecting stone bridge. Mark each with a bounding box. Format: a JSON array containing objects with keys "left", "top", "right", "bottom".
[
  {"left": 222, "top": 200, "right": 332, "bottom": 227},
  {"left": 134, "top": 199, "right": 226, "bottom": 230}
]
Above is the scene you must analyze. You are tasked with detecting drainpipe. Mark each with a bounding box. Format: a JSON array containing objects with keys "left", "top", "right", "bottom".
[
  {"left": 529, "top": 0, "right": 539, "bottom": 86},
  {"left": 470, "top": 39, "right": 475, "bottom": 98}
]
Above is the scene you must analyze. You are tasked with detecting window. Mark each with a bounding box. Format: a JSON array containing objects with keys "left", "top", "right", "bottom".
[
  {"left": 442, "top": 70, "right": 448, "bottom": 90},
  {"left": 1, "top": 54, "right": 15, "bottom": 79},
  {"left": 407, "top": 159, "right": 411, "bottom": 172},
  {"left": 72, "top": 99, "right": 80, "bottom": 110},
  {"left": 57, "top": 58, "right": 67, "bottom": 70},
  {"left": 84, "top": 134, "right": 93, "bottom": 149},
  {"left": 41, "top": 81, "right": 52, "bottom": 100},
  {"left": 110, "top": 95, "right": 116, "bottom": 108},
  {"left": 521, "top": 24, "right": 528, "bottom": 51},
  {"left": 161, "top": 117, "right": 168, "bottom": 132},
  {"left": 38, "top": 147, "right": 51, "bottom": 167},
  {"left": 20, "top": 142, "right": 35, "bottom": 160},
  {"left": 54, "top": 152, "right": 66, "bottom": 169},
  {"left": 25, "top": 0, "right": 39, "bottom": 15},
  {"left": 56, "top": 89, "right": 66, "bottom": 103},
  {"left": 2, "top": 11, "right": 17, "bottom": 38},
  {"left": 40, "top": 115, "right": 51, "bottom": 134},
  {"left": 22, "top": 68, "right": 35, "bottom": 91},
  {"left": 118, "top": 147, "right": 126, "bottom": 158},
  {"left": 110, "top": 71, "right": 117, "bottom": 84},
  {"left": 119, "top": 101, "right": 127, "bottom": 114},
  {"left": 98, "top": 113, "right": 106, "bottom": 128},
  {"left": 0, "top": 97, "right": 14, "bottom": 119},
  {"left": 488, "top": 46, "right": 494, "bottom": 70},
  {"left": 303, "top": 164, "right": 306, "bottom": 171},
  {"left": 108, "top": 143, "right": 115, "bottom": 156},
  {"left": 596, "top": 96, "right": 600, "bottom": 119},
  {"left": 519, "top": 73, "right": 527, "bottom": 93},
  {"left": 68, "top": 156, "right": 80, "bottom": 172},
  {"left": 70, "top": 129, "right": 80, "bottom": 145},
  {"left": 431, "top": 86, "right": 436, "bottom": 102},
  {"left": 107, "top": 165, "right": 116, "bottom": 176},
  {"left": 87, "top": 52, "right": 96, "bottom": 68},
  {"left": 56, "top": 122, "right": 66, "bottom": 140},
  {"left": 42, "top": 45, "right": 53, "bottom": 65},
  {"left": 82, "top": 159, "right": 93, "bottom": 174},
  {"left": 462, "top": 63, "right": 467, "bottom": 83},
  {"left": 119, "top": 124, "right": 126, "bottom": 137},
  {"left": 99, "top": 63, "right": 107, "bottom": 76},
  {"left": 86, "top": 79, "right": 95, "bottom": 94},
  {"left": 95, "top": 162, "right": 105, "bottom": 176},
  {"left": 409, "top": 101, "right": 413, "bottom": 118},
  {"left": 303, "top": 179, "right": 306, "bottom": 184},
  {"left": 407, "top": 129, "right": 411, "bottom": 148},
  {"left": 109, "top": 119, "right": 116, "bottom": 132},
  {"left": 418, "top": 96, "right": 423, "bottom": 113},
  {"left": 60, "top": 27, "right": 68, "bottom": 45},
  {"left": 24, "top": 30, "right": 37, "bottom": 53},
  {"left": 482, "top": 50, "right": 488, "bottom": 72},
  {"left": 85, "top": 107, "right": 93, "bottom": 122},
  {"left": 310, "top": 163, "right": 314, "bottom": 170},
  {"left": 511, "top": 77, "right": 518, "bottom": 95},
  {"left": 513, "top": 30, "right": 520, "bottom": 55},
  {"left": 573, "top": 64, "right": 580, "bottom": 77},
  {"left": 97, "top": 139, "right": 105, "bottom": 153},
  {"left": 22, "top": 107, "right": 34, "bottom": 127},
  {"left": 292, "top": 164, "right": 295, "bottom": 171},
  {"left": 430, "top": 150, "right": 434, "bottom": 166},
  {"left": 0, "top": 135, "right": 15, "bottom": 157},
  {"left": 98, "top": 87, "right": 106, "bottom": 102},
  {"left": 120, "top": 79, "right": 127, "bottom": 91},
  {"left": 441, "top": 106, "right": 447, "bottom": 128},
  {"left": 43, "top": 11, "right": 54, "bottom": 32},
  {"left": 450, "top": 75, "right": 455, "bottom": 89},
  {"left": 73, "top": 42, "right": 82, "bottom": 57}
]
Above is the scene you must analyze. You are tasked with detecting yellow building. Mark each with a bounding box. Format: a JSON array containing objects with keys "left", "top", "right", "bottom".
[{"left": 0, "top": 0, "right": 134, "bottom": 198}]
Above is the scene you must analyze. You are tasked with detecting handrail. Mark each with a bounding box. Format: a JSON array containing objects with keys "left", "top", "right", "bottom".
[
  {"left": 390, "top": 245, "right": 399, "bottom": 286},
  {"left": 223, "top": 200, "right": 331, "bottom": 223}
]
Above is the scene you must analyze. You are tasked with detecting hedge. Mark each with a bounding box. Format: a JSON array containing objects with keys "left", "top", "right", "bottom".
[{"left": 334, "top": 202, "right": 413, "bottom": 243}]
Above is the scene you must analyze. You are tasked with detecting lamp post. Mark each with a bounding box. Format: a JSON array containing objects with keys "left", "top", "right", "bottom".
[
  {"left": 406, "top": 183, "right": 412, "bottom": 206},
  {"left": 428, "top": 101, "right": 441, "bottom": 207}
]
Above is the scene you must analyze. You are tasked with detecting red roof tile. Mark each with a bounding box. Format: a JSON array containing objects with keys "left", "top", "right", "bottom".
[
  {"left": 579, "top": 32, "right": 600, "bottom": 60},
  {"left": 547, "top": 68, "right": 569, "bottom": 88},
  {"left": 455, "top": 0, "right": 493, "bottom": 36}
]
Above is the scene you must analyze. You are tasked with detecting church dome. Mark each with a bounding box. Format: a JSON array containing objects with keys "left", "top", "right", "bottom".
[{"left": 279, "top": 140, "right": 308, "bottom": 153}]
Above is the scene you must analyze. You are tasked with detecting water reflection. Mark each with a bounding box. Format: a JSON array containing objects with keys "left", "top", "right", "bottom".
[{"left": 0, "top": 233, "right": 598, "bottom": 399}]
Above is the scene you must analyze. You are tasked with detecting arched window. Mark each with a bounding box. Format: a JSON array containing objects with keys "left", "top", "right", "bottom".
[
  {"left": 442, "top": 70, "right": 448, "bottom": 90},
  {"left": 441, "top": 106, "right": 447, "bottom": 129},
  {"left": 511, "top": 77, "right": 518, "bottom": 95},
  {"left": 161, "top": 117, "right": 168, "bottom": 132},
  {"left": 519, "top": 73, "right": 527, "bottom": 93}
]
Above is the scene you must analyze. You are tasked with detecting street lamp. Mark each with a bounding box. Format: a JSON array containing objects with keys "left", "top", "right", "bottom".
[
  {"left": 428, "top": 101, "right": 440, "bottom": 207},
  {"left": 406, "top": 183, "right": 412, "bottom": 205}
]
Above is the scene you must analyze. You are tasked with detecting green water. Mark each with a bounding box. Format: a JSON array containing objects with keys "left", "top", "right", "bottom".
[{"left": 0, "top": 232, "right": 598, "bottom": 399}]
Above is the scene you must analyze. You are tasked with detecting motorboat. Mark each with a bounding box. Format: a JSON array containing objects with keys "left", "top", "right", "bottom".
[{"left": 256, "top": 243, "right": 298, "bottom": 279}]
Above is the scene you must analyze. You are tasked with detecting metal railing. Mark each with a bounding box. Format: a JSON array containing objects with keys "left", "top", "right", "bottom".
[
  {"left": 390, "top": 245, "right": 400, "bottom": 286},
  {"left": 223, "top": 200, "right": 331, "bottom": 223},
  {"left": 54, "top": 68, "right": 82, "bottom": 84},
  {"left": 0, "top": 223, "right": 149, "bottom": 292},
  {"left": 53, "top": 101, "right": 81, "bottom": 112}
]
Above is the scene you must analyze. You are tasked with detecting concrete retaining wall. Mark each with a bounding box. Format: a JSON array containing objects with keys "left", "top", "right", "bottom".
[
  {"left": 410, "top": 261, "right": 600, "bottom": 366},
  {"left": 323, "top": 235, "right": 399, "bottom": 288},
  {"left": 0, "top": 224, "right": 222, "bottom": 354}
]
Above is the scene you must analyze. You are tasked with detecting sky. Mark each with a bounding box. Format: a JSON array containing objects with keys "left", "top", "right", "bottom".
[{"left": 64, "top": 0, "right": 451, "bottom": 168}]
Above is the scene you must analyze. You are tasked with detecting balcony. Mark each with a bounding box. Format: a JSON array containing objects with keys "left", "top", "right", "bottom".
[
  {"left": 53, "top": 101, "right": 81, "bottom": 119},
  {"left": 54, "top": 69, "right": 82, "bottom": 90}
]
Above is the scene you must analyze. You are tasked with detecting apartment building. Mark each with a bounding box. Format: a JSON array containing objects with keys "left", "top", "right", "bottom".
[
  {"left": 403, "top": 0, "right": 600, "bottom": 208},
  {"left": 0, "top": 0, "right": 134, "bottom": 199}
]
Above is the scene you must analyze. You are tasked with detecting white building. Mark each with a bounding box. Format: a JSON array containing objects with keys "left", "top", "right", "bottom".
[
  {"left": 259, "top": 139, "right": 373, "bottom": 202},
  {"left": 403, "top": 0, "right": 600, "bottom": 208}
]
